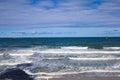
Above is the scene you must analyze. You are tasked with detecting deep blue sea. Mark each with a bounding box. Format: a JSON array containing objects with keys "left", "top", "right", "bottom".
[
  {"left": 0, "top": 37, "right": 120, "bottom": 79},
  {"left": 0, "top": 37, "right": 120, "bottom": 48}
]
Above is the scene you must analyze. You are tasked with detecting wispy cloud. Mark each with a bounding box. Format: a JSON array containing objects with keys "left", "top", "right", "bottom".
[
  {"left": 0, "top": 0, "right": 120, "bottom": 37},
  {"left": 0, "top": 0, "right": 120, "bottom": 27}
]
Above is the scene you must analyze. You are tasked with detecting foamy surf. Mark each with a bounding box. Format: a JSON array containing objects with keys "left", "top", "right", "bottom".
[
  {"left": 104, "top": 47, "right": 120, "bottom": 50},
  {"left": 0, "top": 49, "right": 34, "bottom": 57},
  {"left": 25, "top": 70, "right": 120, "bottom": 80},
  {"left": 25, "top": 70, "right": 81, "bottom": 80},
  {"left": 0, "top": 61, "right": 32, "bottom": 66},
  {"left": 0, "top": 53, "right": 34, "bottom": 57},
  {"left": 69, "top": 57, "right": 120, "bottom": 61},
  {"left": 36, "top": 50, "right": 120, "bottom": 54},
  {"left": 0, "top": 46, "right": 120, "bottom": 80},
  {"left": 44, "top": 57, "right": 120, "bottom": 61},
  {"left": 28, "top": 70, "right": 120, "bottom": 75},
  {"left": 61, "top": 46, "right": 88, "bottom": 50}
]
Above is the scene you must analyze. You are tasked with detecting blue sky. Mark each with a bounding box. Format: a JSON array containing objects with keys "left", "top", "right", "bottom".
[{"left": 0, "top": 0, "right": 120, "bottom": 37}]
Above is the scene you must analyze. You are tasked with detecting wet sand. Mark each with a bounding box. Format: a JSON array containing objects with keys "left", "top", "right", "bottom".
[
  {"left": 45, "top": 73, "right": 120, "bottom": 80},
  {"left": 49, "top": 75, "right": 120, "bottom": 80}
]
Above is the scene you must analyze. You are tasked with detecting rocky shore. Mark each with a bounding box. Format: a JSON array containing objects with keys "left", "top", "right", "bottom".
[
  {"left": 0, "top": 68, "right": 33, "bottom": 80},
  {"left": 1, "top": 68, "right": 120, "bottom": 80}
]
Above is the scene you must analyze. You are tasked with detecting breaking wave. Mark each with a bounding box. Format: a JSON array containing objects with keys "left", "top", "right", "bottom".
[{"left": 0, "top": 46, "right": 120, "bottom": 79}]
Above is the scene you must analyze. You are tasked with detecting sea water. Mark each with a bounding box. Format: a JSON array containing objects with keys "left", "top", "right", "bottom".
[{"left": 0, "top": 37, "right": 120, "bottom": 79}]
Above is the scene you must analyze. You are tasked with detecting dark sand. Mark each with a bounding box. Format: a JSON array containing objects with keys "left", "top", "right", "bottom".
[
  {"left": 48, "top": 74, "right": 120, "bottom": 80},
  {"left": 49, "top": 76, "right": 120, "bottom": 80}
]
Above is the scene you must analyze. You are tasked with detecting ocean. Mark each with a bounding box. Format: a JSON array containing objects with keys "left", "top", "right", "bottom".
[{"left": 0, "top": 37, "right": 120, "bottom": 79}]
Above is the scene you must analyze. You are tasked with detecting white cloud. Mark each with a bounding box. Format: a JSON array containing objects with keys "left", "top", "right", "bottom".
[{"left": 0, "top": 0, "right": 120, "bottom": 27}]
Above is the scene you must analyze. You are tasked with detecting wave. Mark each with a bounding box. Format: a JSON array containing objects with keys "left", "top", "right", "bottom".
[
  {"left": 25, "top": 70, "right": 120, "bottom": 80},
  {"left": 25, "top": 70, "right": 80, "bottom": 79},
  {"left": 25, "top": 70, "right": 80, "bottom": 76},
  {"left": 28, "top": 70, "right": 120, "bottom": 75},
  {"left": 69, "top": 57, "right": 120, "bottom": 61},
  {"left": 61, "top": 46, "right": 88, "bottom": 50},
  {"left": 0, "top": 47, "right": 120, "bottom": 57},
  {"left": 104, "top": 47, "right": 120, "bottom": 50},
  {"left": 0, "top": 53, "right": 34, "bottom": 57},
  {"left": 0, "top": 49, "right": 34, "bottom": 57},
  {"left": 0, "top": 46, "right": 120, "bottom": 79},
  {"left": 44, "top": 57, "right": 69, "bottom": 60},
  {"left": 36, "top": 49, "right": 120, "bottom": 54},
  {"left": 0, "top": 61, "right": 32, "bottom": 66},
  {"left": 42, "top": 57, "right": 120, "bottom": 61},
  {"left": 61, "top": 46, "right": 120, "bottom": 50}
]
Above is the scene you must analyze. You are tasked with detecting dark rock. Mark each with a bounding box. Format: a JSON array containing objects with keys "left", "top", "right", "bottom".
[{"left": 0, "top": 68, "right": 33, "bottom": 80}]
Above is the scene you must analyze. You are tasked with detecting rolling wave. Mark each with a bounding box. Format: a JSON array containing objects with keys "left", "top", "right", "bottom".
[
  {"left": 36, "top": 49, "right": 120, "bottom": 54},
  {"left": 61, "top": 46, "right": 88, "bottom": 50},
  {"left": 104, "top": 47, "right": 120, "bottom": 50},
  {"left": 69, "top": 57, "right": 120, "bottom": 61},
  {"left": 0, "top": 46, "right": 120, "bottom": 79},
  {"left": 0, "top": 61, "right": 32, "bottom": 66}
]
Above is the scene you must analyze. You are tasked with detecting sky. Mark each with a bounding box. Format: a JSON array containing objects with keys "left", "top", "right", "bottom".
[{"left": 0, "top": 0, "right": 120, "bottom": 37}]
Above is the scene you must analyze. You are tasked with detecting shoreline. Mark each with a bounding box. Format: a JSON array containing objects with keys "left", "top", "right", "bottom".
[
  {"left": 48, "top": 74, "right": 120, "bottom": 80},
  {"left": 33, "top": 71, "right": 120, "bottom": 80}
]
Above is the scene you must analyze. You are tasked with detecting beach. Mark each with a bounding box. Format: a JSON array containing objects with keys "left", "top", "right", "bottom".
[
  {"left": 49, "top": 75, "right": 120, "bottom": 80},
  {"left": 36, "top": 72, "right": 120, "bottom": 80}
]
